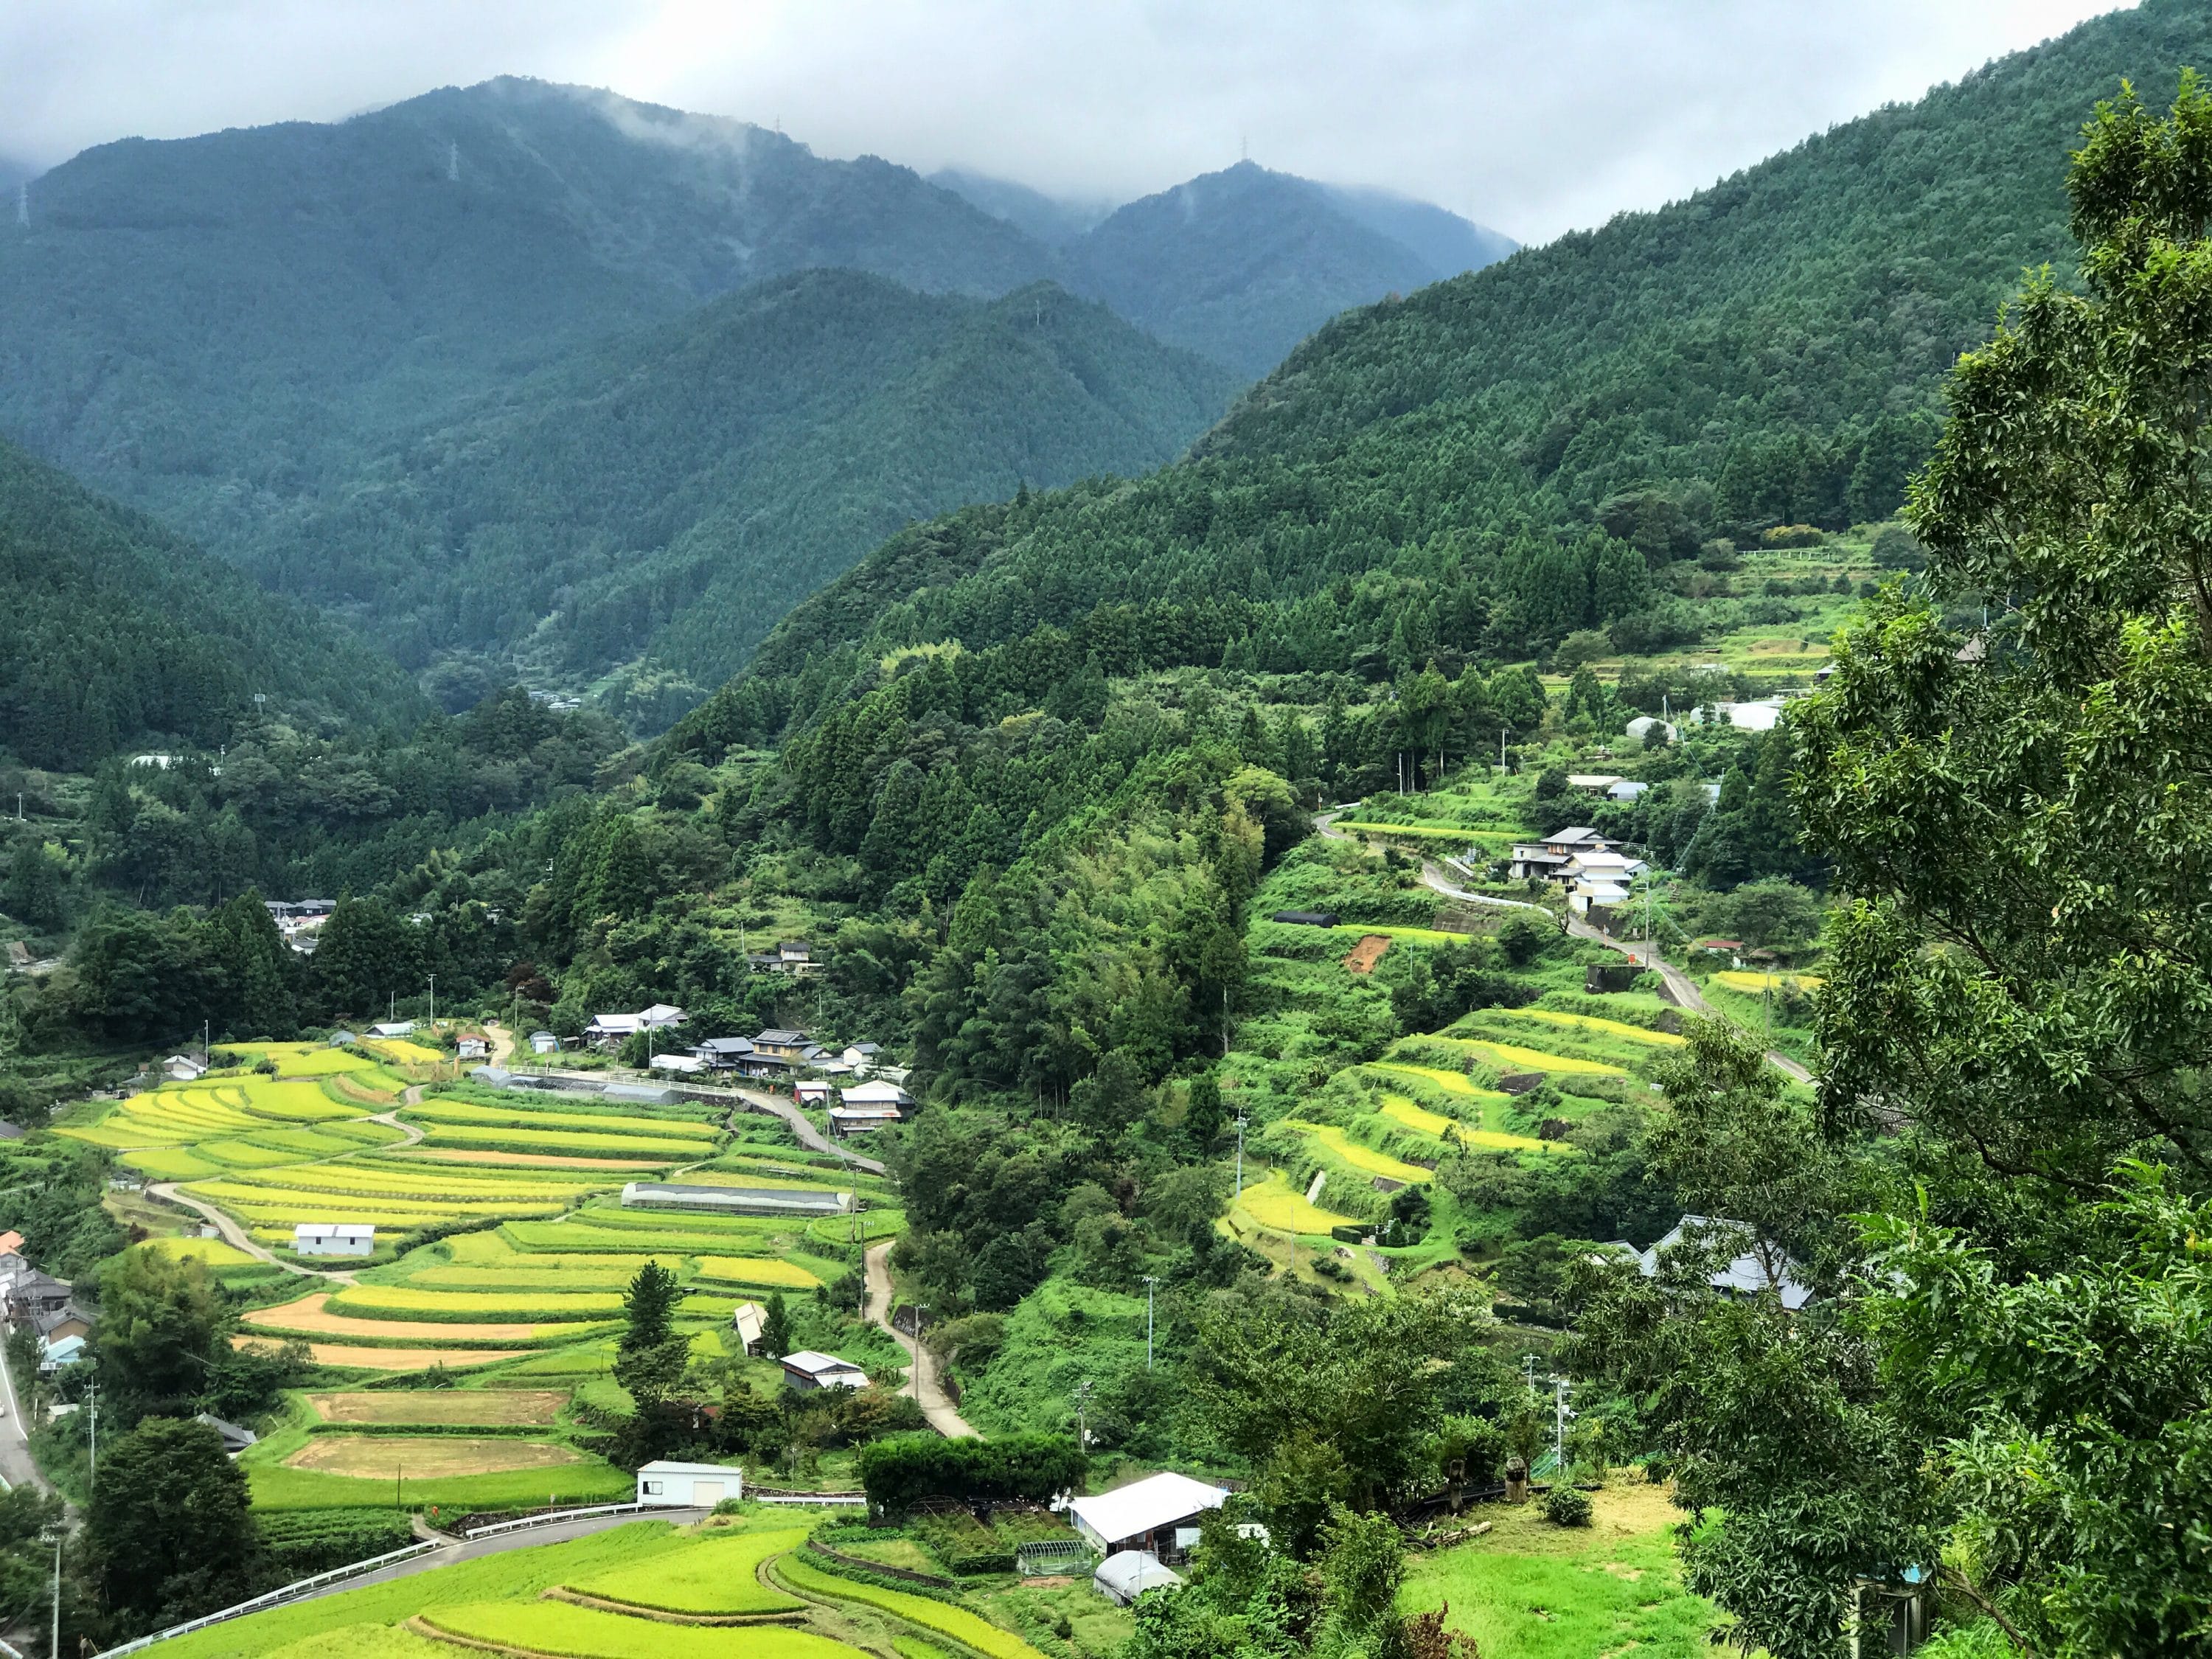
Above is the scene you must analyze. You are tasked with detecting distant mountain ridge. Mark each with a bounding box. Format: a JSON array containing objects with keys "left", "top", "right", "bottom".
[
  {"left": 933, "top": 160, "right": 1519, "bottom": 374},
  {"left": 0, "top": 77, "right": 1509, "bottom": 715}
]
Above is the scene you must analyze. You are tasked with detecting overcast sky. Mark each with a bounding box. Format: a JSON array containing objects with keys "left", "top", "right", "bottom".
[{"left": 0, "top": 1, "right": 2132, "bottom": 243}]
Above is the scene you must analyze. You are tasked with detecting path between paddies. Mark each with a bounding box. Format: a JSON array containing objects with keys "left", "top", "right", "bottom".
[
  {"left": 865, "top": 1239, "right": 975, "bottom": 1439},
  {"left": 142, "top": 1079, "right": 437, "bottom": 1286},
  {"left": 1314, "top": 810, "right": 1812, "bottom": 1085}
]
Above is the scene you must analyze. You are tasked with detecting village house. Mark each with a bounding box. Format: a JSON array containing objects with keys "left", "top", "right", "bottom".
[
  {"left": 689, "top": 1036, "right": 756, "bottom": 1072},
  {"left": 746, "top": 940, "right": 823, "bottom": 977},
  {"left": 793, "top": 1079, "right": 833, "bottom": 1106},
  {"left": 1506, "top": 826, "right": 1627, "bottom": 882},
  {"left": 163, "top": 1054, "right": 208, "bottom": 1082},
  {"left": 729, "top": 1301, "right": 766, "bottom": 1355},
  {"left": 583, "top": 1004, "right": 687, "bottom": 1047},
  {"left": 455, "top": 1031, "right": 490, "bottom": 1060},
  {"left": 779, "top": 1350, "right": 871, "bottom": 1392},
  {"left": 529, "top": 1030, "right": 560, "bottom": 1054},
  {"left": 195, "top": 1411, "right": 259, "bottom": 1455}
]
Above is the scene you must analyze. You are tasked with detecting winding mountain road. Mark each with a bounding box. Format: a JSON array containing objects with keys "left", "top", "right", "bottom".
[
  {"left": 1316, "top": 810, "right": 1813, "bottom": 1084},
  {"left": 864, "top": 1240, "right": 975, "bottom": 1439}
]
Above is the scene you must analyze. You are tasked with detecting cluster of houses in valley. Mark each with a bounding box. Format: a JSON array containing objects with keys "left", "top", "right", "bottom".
[
  {"left": 525, "top": 1006, "right": 911, "bottom": 1135},
  {"left": 262, "top": 897, "right": 335, "bottom": 955},
  {"left": 1507, "top": 825, "right": 1652, "bottom": 917},
  {"left": 0, "top": 1231, "right": 97, "bottom": 1374}
]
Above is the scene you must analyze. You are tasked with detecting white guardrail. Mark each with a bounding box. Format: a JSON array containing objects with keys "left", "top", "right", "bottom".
[
  {"left": 97, "top": 1540, "right": 441, "bottom": 1655},
  {"left": 461, "top": 1500, "right": 661, "bottom": 1539}
]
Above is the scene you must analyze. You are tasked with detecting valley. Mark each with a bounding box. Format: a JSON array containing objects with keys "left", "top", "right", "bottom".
[{"left": 1, "top": 5, "right": 2209, "bottom": 1657}]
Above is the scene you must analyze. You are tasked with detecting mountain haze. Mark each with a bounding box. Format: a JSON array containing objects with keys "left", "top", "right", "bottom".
[{"left": 678, "top": 0, "right": 2212, "bottom": 751}]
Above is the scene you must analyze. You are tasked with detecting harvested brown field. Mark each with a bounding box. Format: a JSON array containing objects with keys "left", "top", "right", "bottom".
[
  {"left": 1343, "top": 934, "right": 1392, "bottom": 974},
  {"left": 242, "top": 1292, "right": 538, "bottom": 1342},
  {"left": 232, "top": 1335, "right": 529, "bottom": 1369},
  {"left": 308, "top": 1389, "right": 568, "bottom": 1426},
  {"left": 286, "top": 1434, "right": 584, "bottom": 1478}
]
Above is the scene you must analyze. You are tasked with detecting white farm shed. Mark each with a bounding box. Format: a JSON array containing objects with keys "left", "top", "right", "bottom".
[
  {"left": 294, "top": 1222, "right": 375, "bottom": 1257},
  {"left": 1069, "top": 1471, "right": 1229, "bottom": 1557},
  {"left": 636, "top": 1460, "right": 745, "bottom": 1507},
  {"left": 1094, "top": 1552, "right": 1185, "bottom": 1604}
]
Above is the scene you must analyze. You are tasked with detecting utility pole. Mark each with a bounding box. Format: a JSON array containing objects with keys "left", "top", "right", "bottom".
[
  {"left": 1234, "top": 1116, "right": 1248, "bottom": 1196},
  {"left": 1222, "top": 987, "right": 1230, "bottom": 1060},
  {"left": 427, "top": 974, "right": 436, "bottom": 1033},
  {"left": 1141, "top": 1276, "right": 1159, "bottom": 1371},
  {"left": 49, "top": 1529, "right": 60, "bottom": 1659},
  {"left": 86, "top": 1375, "right": 96, "bottom": 1481},
  {"left": 1554, "top": 1377, "right": 1572, "bottom": 1475},
  {"left": 1072, "top": 1380, "right": 1093, "bottom": 1450}
]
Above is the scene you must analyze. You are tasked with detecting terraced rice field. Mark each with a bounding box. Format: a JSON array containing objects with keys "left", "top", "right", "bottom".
[
  {"left": 1367, "top": 1062, "right": 1512, "bottom": 1101},
  {"left": 237, "top": 1337, "right": 529, "bottom": 1370},
  {"left": 142, "top": 1235, "right": 258, "bottom": 1268},
  {"left": 288, "top": 1435, "right": 585, "bottom": 1478},
  {"left": 327, "top": 1286, "right": 639, "bottom": 1324},
  {"left": 403, "top": 1100, "right": 723, "bottom": 1141},
  {"left": 243, "top": 1293, "right": 549, "bottom": 1344},
  {"left": 566, "top": 1526, "right": 812, "bottom": 1615},
  {"left": 1494, "top": 1008, "right": 1687, "bottom": 1046},
  {"left": 421, "top": 1603, "right": 852, "bottom": 1659},
  {"left": 1713, "top": 970, "right": 1824, "bottom": 993},
  {"left": 1449, "top": 1037, "right": 1627, "bottom": 1077},
  {"left": 1377, "top": 1096, "right": 1553, "bottom": 1153},
  {"left": 692, "top": 1256, "right": 824, "bottom": 1288},
  {"left": 413, "top": 1124, "right": 713, "bottom": 1160},
  {"left": 1279, "top": 1121, "right": 1433, "bottom": 1183},
  {"left": 308, "top": 1391, "right": 568, "bottom": 1426},
  {"left": 1231, "top": 1171, "right": 1355, "bottom": 1235},
  {"left": 776, "top": 1554, "right": 1047, "bottom": 1659}
]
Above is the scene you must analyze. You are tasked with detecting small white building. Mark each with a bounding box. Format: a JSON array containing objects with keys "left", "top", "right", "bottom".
[
  {"left": 793, "top": 1079, "right": 833, "bottom": 1105},
  {"left": 779, "top": 1350, "right": 872, "bottom": 1392},
  {"left": 636, "top": 1459, "right": 745, "bottom": 1508},
  {"left": 1638, "top": 1214, "right": 1812, "bottom": 1310},
  {"left": 1069, "top": 1472, "right": 1230, "bottom": 1557},
  {"left": 163, "top": 1055, "right": 207, "bottom": 1082},
  {"left": 367, "top": 1021, "right": 415, "bottom": 1040},
  {"left": 294, "top": 1222, "right": 375, "bottom": 1258},
  {"left": 730, "top": 1301, "right": 765, "bottom": 1355},
  {"left": 529, "top": 1031, "right": 560, "bottom": 1054},
  {"left": 456, "top": 1032, "right": 490, "bottom": 1060}
]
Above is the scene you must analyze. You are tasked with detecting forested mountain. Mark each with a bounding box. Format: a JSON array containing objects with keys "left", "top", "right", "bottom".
[
  {"left": 0, "top": 440, "right": 420, "bottom": 771},
  {"left": 0, "top": 79, "right": 1505, "bottom": 709},
  {"left": 244, "top": 270, "right": 1237, "bottom": 720},
  {"left": 677, "top": 0, "right": 2212, "bottom": 759},
  {"left": 928, "top": 167, "right": 1113, "bottom": 245},
  {"left": 1067, "top": 161, "right": 1517, "bottom": 375}
]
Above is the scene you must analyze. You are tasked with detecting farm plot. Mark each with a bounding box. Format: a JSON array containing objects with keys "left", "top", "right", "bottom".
[
  {"left": 691, "top": 1256, "right": 825, "bottom": 1290},
  {"left": 411, "top": 1124, "right": 714, "bottom": 1161},
  {"left": 238, "top": 1337, "right": 529, "bottom": 1371},
  {"left": 1492, "top": 1007, "right": 1686, "bottom": 1047},
  {"left": 403, "top": 1099, "right": 723, "bottom": 1142},
  {"left": 1377, "top": 1096, "right": 1552, "bottom": 1154},
  {"left": 1228, "top": 1170, "right": 1356, "bottom": 1236},
  {"left": 243, "top": 1293, "right": 554, "bottom": 1345},
  {"left": 307, "top": 1391, "right": 568, "bottom": 1426},
  {"left": 565, "top": 1526, "right": 812, "bottom": 1615},
  {"left": 421, "top": 1602, "right": 855, "bottom": 1659},
  {"left": 326, "top": 1286, "right": 633, "bottom": 1324},
  {"left": 1441, "top": 1036, "right": 1627, "bottom": 1077},
  {"left": 289, "top": 1435, "right": 584, "bottom": 1478},
  {"left": 775, "top": 1553, "right": 1047, "bottom": 1659},
  {"left": 1276, "top": 1121, "right": 1434, "bottom": 1185},
  {"left": 1366, "top": 1062, "right": 1513, "bottom": 1102}
]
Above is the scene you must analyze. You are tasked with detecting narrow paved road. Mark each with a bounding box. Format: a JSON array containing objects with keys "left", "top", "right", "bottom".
[
  {"left": 864, "top": 1240, "right": 975, "bottom": 1438},
  {"left": 732, "top": 1088, "right": 886, "bottom": 1176},
  {"left": 1318, "top": 810, "right": 1813, "bottom": 1085},
  {"left": 284, "top": 1508, "right": 709, "bottom": 1607},
  {"left": 0, "top": 1315, "right": 47, "bottom": 1492}
]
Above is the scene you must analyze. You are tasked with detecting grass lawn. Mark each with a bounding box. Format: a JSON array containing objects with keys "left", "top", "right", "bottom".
[{"left": 1401, "top": 1481, "right": 1723, "bottom": 1659}]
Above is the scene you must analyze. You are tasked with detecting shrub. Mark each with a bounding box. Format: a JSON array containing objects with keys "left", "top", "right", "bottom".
[
  {"left": 856, "top": 1433, "right": 1086, "bottom": 1518},
  {"left": 1543, "top": 1483, "right": 1593, "bottom": 1527}
]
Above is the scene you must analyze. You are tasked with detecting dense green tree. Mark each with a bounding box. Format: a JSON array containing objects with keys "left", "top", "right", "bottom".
[
  {"left": 97, "top": 1245, "right": 229, "bottom": 1426},
  {"left": 86, "top": 1418, "right": 256, "bottom": 1632}
]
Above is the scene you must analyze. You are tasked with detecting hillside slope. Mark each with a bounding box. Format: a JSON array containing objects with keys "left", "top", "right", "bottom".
[
  {"left": 675, "top": 0, "right": 2212, "bottom": 754},
  {"left": 0, "top": 441, "right": 419, "bottom": 769},
  {"left": 247, "top": 270, "right": 1236, "bottom": 716}
]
